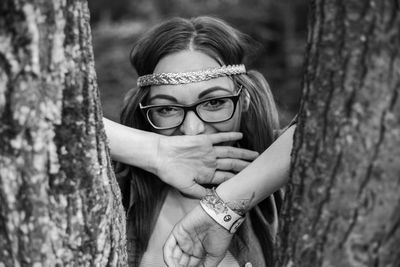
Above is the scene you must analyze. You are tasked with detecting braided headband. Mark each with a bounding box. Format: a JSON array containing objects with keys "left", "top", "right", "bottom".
[{"left": 137, "top": 64, "right": 246, "bottom": 87}]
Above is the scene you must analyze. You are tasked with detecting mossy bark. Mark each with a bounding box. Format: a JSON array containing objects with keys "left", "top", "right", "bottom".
[
  {"left": 276, "top": 0, "right": 400, "bottom": 266},
  {"left": 0, "top": 0, "right": 126, "bottom": 266}
]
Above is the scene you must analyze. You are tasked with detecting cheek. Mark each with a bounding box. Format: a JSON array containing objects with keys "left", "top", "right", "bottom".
[
  {"left": 210, "top": 108, "right": 241, "bottom": 133},
  {"left": 209, "top": 111, "right": 241, "bottom": 146}
]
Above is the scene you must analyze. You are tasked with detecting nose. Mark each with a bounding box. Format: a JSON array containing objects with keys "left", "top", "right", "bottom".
[{"left": 179, "top": 111, "right": 206, "bottom": 135}]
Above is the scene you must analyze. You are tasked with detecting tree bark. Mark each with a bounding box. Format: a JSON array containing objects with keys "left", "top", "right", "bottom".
[
  {"left": 276, "top": 0, "right": 400, "bottom": 266},
  {"left": 0, "top": 1, "right": 126, "bottom": 266}
]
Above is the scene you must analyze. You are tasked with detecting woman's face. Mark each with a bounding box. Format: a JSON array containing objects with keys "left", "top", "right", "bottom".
[{"left": 145, "top": 50, "right": 243, "bottom": 136}]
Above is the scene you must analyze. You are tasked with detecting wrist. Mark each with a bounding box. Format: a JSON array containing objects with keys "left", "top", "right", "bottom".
[
  {"left": 215, "top": 184, "right": 254, "bottom": 215},
  {"left": 146, "top": 132, "right": 162, "bottom": 176},
  {"left": 199, "top": 188, "right": 245, "bottom": 233}
]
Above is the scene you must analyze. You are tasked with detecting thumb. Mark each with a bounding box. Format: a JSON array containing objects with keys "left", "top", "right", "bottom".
[
  {"left": 180, "top": 183, "right": 207, "bottom": 199},
  {"left": 209, "top": 171, "right": 235, "bottom": 184},
  {"left": 201, "top": 255, "right": 225, "bottom": 267}
]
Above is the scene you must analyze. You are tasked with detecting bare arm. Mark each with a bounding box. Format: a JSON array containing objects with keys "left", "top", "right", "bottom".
[
  {"left": 216, "top": 125, "right": 295, "bottom": 212},
  {"left": 103, "top": 117, "right": 259, "bottom": 198},
  {"left": 163, "top": 125, "right": 295, "bottom": 267},
  {"left": 103, "top": 117, "right": 159, "bottom": 173}
]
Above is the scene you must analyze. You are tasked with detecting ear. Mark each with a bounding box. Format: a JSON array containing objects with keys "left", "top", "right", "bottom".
[{"left": 241, "top": 88, "right": 251, "bottom": 112}]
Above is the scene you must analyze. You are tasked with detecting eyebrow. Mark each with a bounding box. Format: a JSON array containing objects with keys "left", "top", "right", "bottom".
[
  {"left": 147, "top": 86, "right": 233, "bottom": 104},
  {"left": 198, "top": 87, "right": 233, "bottom": 98},
  {"left": 147, "top": 94, "right": 178, "bottom": 103}
]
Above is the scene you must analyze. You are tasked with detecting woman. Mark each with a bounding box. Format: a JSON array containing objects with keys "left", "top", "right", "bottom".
[{"left": 115, "top": 16, "right": 292, "bottom": 266}]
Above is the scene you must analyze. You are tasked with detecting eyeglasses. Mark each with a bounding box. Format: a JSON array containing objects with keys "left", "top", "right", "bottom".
[{"left": 140, "top": 87, "right": 242, "bottom": 130}]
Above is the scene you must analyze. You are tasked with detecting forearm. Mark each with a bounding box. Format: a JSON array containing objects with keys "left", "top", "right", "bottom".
[
  {"left": 216, "top": 125, "right": 295, "bottom": 213},
  {"left": 103, "top": 117, "right": 159, "bottom": 174}
]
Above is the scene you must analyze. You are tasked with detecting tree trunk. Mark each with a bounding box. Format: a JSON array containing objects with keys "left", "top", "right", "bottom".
[
  {"left": 276, "top": 0, "right": 400, "bottom": 266},
  {"left": 0, "top": 1, "right": 126, "bottom": 266}
]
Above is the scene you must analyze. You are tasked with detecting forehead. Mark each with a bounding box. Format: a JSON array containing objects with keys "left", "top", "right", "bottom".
[
  {"left": 154, "top": 50, "right": 220, "bottom": 73},
  {"left": 148, "top": 50, "right": 235, "bottom": 100}
]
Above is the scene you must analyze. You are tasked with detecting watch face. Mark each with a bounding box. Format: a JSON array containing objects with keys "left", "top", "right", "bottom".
[{"left": 230, "top": 217, "right": 246, "bottom": 233}]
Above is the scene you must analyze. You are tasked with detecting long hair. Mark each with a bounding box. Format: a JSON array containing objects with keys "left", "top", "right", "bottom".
[{"left": 115, "top": 16, "right": 279, "bottom": 266}]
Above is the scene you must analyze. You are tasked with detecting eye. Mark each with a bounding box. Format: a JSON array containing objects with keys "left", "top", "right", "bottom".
[
  {"left": 153, "top": 106, "right": 181, "bottom": 116},
  {"left": 201, "top": 98, "right": 230, "bottom": 110}
]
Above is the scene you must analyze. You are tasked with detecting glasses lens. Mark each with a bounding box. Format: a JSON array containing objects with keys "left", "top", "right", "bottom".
[
  {"left": 147, "top": 106, "right": 184, "bottom": 128},
  {"left": 197, "top": 98, "right": 235, "bottom": 122}
]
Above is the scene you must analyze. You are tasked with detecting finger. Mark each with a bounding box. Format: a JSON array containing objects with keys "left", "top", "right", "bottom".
[
  {"left": 188, "top": 256, "right": 201, "bottom": 267},
  {"left": 214, "top": 146, "right": 259, "bottom": 160},
  {"left": 209, "top": 171, "right": 235, "bottom": 184},
  {"left": 164, "top": 234, "right": 179, "bottom": 267},
  {"left": 207, "top": 132, "right": 243, "bottom": 144},
  {"left": 178, "top": 183, "right": 207, "bottom": 199},
  {"left": 179, "top": 253, "right": 190, "bottom": 267},
  {"left": 173, "top": 245, "right": 183, "bottom": 261},
  {"left": 202, "top": 255, "right": 225, "bottom": 267},
  {"left": 216, "top": 158, "right": 251, "bottom": 172}
]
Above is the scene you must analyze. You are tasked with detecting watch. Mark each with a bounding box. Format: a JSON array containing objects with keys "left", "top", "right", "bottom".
[{"left": 199, "top": 188, "right": 245, "bottom": 233}]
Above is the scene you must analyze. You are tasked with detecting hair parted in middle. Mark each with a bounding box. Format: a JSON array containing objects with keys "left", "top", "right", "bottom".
[{"left": 115, "top": 16, "right": 280, "bottom": 266}]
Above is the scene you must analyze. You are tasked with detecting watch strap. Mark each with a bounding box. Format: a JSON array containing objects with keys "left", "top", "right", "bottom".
[{"left": 199, "top": 188, "right": 245, "bottom": 233}]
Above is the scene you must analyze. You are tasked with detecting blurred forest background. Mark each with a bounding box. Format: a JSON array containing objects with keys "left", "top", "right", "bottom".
[{"left": 88, "top": 0, "right": 308, "bottom": 126}]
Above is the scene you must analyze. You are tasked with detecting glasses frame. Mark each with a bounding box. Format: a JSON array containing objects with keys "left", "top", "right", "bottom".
[{"left": 139, "top": 86, "right": 243, "bottom": 130}]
